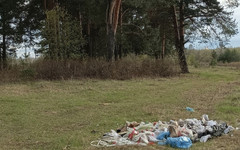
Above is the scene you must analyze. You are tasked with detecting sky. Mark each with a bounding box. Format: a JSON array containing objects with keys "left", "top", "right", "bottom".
[
  {"left": 229, "top": 5, "right": 240, "bottom": 48},
  {"left": 219, "top": 0, "right": 240, "bottom": 48},
  {"left": 187, "top": 0, "right": 240, "bottom": 49},
  {"left": 17, "top": 0, "right": 240, "bottom": 57}
]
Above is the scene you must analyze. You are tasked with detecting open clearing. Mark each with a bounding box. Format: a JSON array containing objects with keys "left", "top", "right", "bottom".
[{"left": 0, "top": 67, "right": 240, "bottom": 150}]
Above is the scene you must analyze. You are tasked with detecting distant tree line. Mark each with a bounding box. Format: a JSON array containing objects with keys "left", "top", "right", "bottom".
[
  {"left": 186, "top": 48, "right": 240, "bottom": 67},
  {"left": 218, "top": 49, "right": 240, "bottom": 63},
  {"left": 0, "top": 0, "right": 238, "bottom": 73}
]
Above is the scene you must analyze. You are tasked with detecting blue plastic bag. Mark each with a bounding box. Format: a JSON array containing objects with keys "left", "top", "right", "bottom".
[
  {"left": 166, "top": 136, "right": 192, "bottom": 149},
  {"left": 186, "top": 107, "right": 194, "bottom": 112},
  {"left": 158, "top": 140, "right": 167, "bottom": 145},
  {"left": 156, "top": 131, "right": 170, "bottom": 140},
  {"left": 157, "top": 131, "right": 170, "bottom": 145}
]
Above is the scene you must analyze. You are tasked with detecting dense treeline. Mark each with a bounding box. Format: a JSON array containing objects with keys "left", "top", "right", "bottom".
[{"left": 0, "top": 0, "right": 239, "bottom": 74}]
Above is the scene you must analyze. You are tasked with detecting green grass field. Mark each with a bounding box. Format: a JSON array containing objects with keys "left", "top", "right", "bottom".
[{"left": 0, "top": 66, "right": 240, "bottom": 150}]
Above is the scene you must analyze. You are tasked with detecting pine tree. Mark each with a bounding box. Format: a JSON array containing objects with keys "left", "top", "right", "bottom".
[
  {"left": 0, "top": 0, "right": 24, "bottom": 69},
  {"left": 170, "top": 0, "right": 238, "bottom": 73},
  {"left": 40, "top": 6, "right": 85, "bottom": 59}
]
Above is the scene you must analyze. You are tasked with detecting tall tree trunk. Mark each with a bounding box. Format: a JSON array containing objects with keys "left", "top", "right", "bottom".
[
  {"left": 44, "top": 0, "right": 46, "bottom": 10},
  {"left": 79, "top": 11, "right": 82, "bottom": 26},
  {"left": 0, "top": 53, "right": 2, "bottom": 70},
  {"left": 172, "top": 4, "right": 189, "bottom": 73},
  {"left": 161, "top": 32, "right": 166, "bottom": 59},
  {"left": 179, "top": 0, "right": 189, "bottom": 73},
  {"left": 87, "top": 19, "right": 93, "bottom": 57},
  {"left": 44, "top": 0, "right": 57, "bottom": 60},
  {"left": 0, "top": 28, "right": 2, "bottom": 70},
  {"left": 0, "top": 47, "right": 2, "bottom": 70},
  {"left": 44, "top": 0, "right": 56, "bottom": 10},
  {"left": 79, "top": 10, "right": 83, "bottom": 34},
  {"left": 2, "top": 33, "right": 7, "bottom": 69},
  {"left": 106, "top": 0, "right": 122, "bottom": 61},
  {"left": 47, "top": 16, "right": 54, "bottom": 59},
  {"left": 114, "top": 44, "right": 118, "bottom": 61},
  {"left": 119, "top": 5, "right": 123, "bottom": 59},
  {"left": 161, "top": 24, "right": 166, "bottom": 59},
  {"left": 2, "top": 12, "right": 7, "bottom": 69},
  {"left": 107, "top": 24, "right": 115, "bottom": 61},
  {"left": 172, "top": 5, "right": 180, "bottom": 53},
  {"left": 54, "top": 9, "right": 58, "bottom": 60},
  {"left": 56, "top": 7, "right": 61, "bottom": 60}
]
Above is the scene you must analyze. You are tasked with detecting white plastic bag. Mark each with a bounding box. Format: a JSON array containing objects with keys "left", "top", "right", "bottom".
[{"left": 200, "top": 134, "right": 211, "bottom": 143}]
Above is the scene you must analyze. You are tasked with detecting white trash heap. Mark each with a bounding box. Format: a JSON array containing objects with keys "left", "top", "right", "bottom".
[{"left": 91, "top": 114, "right": 234, "bottom": 149}]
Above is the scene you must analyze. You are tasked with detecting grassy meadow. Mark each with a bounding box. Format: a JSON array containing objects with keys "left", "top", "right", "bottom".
[{"left": 0, "top": 66, "right": 240, "bottom": 150}]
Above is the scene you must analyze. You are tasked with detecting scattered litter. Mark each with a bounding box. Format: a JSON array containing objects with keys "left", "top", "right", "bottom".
[
  {"left": 206, "top": 120, "right": 217, "bottom": 126},
  {"left": 186, "top": 107, "right": 194, "bottom": 112},
  {"left": 200, "top": 134, "right": 211, "bottom": 143},
  {"left": 224, "top": 126, "right": 234, "bottom": 134},
  {"left": 91, "top": 114, "right": 235, "bottom": 149},
  {"left": 202, "top": 114, "right": 209, "bottom": 124}
]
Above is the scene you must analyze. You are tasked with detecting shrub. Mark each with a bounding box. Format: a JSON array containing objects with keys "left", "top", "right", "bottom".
[
  {"left": 20, "top": 68, "right": 36, "bottom": 80},
  {"left": 0, "top": 56, "right": 180, "bottom": 82},
  {"left": 209, "top": 50, "right": 218, "bottom": 66},
  {"left": 32, "top": 56, "right": 180, "bottom": 80},
  {"left": 187, "top": 54, "right": 199, "bottom": 68},
  {"left": 218, "top": 49, "right": 240, "bottom": 63}
]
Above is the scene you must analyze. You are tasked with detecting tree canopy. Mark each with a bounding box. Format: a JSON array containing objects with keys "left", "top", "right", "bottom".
[{"left": 0, "top": 0, "right": 238, "bottom": 72}]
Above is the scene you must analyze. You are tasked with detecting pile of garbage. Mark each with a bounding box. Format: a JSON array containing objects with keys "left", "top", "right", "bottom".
[{"left": 91, "top": 114, "right": 235, "bottom": 149}]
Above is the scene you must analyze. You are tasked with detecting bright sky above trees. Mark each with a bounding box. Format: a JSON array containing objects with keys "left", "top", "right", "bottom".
[
  {"left": 219, "top": 0, "right": 239, "bottom": 48},
  {"left": 230, "top": 6, "right": 240, "bottom": 47}
]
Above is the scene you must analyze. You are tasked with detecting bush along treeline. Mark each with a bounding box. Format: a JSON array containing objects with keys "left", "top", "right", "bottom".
[
  {"left": 218, "top": 49, "right": 240, "bottom": 63},
  {"left": 0, "top": 56, "right": 180, "bottom": 81},
  {"left": 0, "top": 0, "right": 239, "bottom": 78},
  {"left": 186, "top": 48, "right": 240, "bottom": 67}
]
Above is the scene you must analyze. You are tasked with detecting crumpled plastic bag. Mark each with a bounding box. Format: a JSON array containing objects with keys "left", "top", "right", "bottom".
[
  {"left": 178, "top": 125, "right": 194, "bottom": 138},
  {"left": 169, "top": 125, "right": 179, "bottom": 137},
  {"left": 200, "top": 134, "right": 211, "bottom": 143},
  {"left": 224, "top": 126, "right": 234, "bottom": 134},
  {"left": 135, "top": 122, "right": 154, "bottom": 131},
  {"left": 147, "top": 134, "right": 159, "bottom": 142},
  {"left": 202, "top": 114, "right": 209, "bottom": 124},
  {"left": 103, "top": 130, "right": 121, "bottom": 140},
  {"left": 206, "top": 126, "right": 213, "bottom": 133},
  {"left": 166, "top": 136, "right": 192, "bottom": 149},
  {"left": 126, "top": 121, "right": 140, "bottom": 128},
  {"left": 155, "top": 121, "right": 169, "bottom": 131},
  {"left": 132, "top": 133, "right": 149, "bottom": 144},
  {"left": 194, "top": 124, "right": 206, "bottom": 134},
  {"left": 207, "top": 120, "right": 217, "bottom": 126},
  {"left": 157, "top": 131, "right": 170, "bottom": 140},
  {"left": 125, "top": 128, "right": 138, "bottom": 140},
  {"left": 157, "top": 132, "right": 169, "bottom": 145}
]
